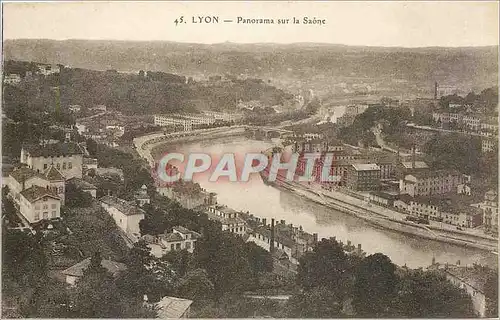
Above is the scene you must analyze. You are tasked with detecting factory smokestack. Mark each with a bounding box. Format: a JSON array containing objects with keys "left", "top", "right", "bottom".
[{"left": 270, "top": 218, "right": 275, "bottom": 254}]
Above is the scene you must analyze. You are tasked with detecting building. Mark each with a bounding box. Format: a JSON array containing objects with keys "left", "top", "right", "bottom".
[
  {"left": 3, "top": 74, "right": 22, "bottom": 85},
  {"left": 144, "top": 226, "right": 201, "bottom": 258},
  {"left": 399, "top": 170, "right": 464, "bottom": 197},
  {"left": 38, "top": 64, "right": 60, "bottom": 76},
  {"left": 429, "top": 263, "right": 489, "bottom": 317},
  {"left": 134, "top": 185, "right": 150, "bottom": 207},
  {"left": 9, "top": 165, "right": 65, "bottom": 206},
  {"left": 157, "top": 180, "right": 216, "bottom": 210},
  {"left": 20, "top": 142, "right": 84, "bottom": 179},
  {"left": 83, "top": 157, "right": 98, "bottom": 172},
  {"left": 397, "top": 161, "right": 429, "bottom": 177},
  {"left": 435, "top": 83, "right": 458, "bottom": 98},
  {"left": 408, "top": 196, "right": 482, "bottom": 227},
  {"left": 481, "top": 137, "right": 497, "bottom": 153},
  {"left": 154, "top": 296, "right": 193, "bottom": 318},
  {"left": 206, "top": 205, "right": 247, "bottom": 236},
  {"left": 471, "top": 190, "right": 498, "bottom": 231},
  {"left": 62, "top": 257, "right": 126, "bottom": 286},
  {"left": 203, "top": 110, "right": 242, "bottom": 123},
  {"left": 247, "top": 219, "right": 316, "bottom": 265},
  {"left": 18, "top": 185, "right": 61, "bottom": 224},
  {"left": 369, "top": 191, "right": 398, "bottom": 207},
  {"left": 67, "top": 177, "right": 97, "bottom": 198},
  {"left": 96, "top": 167, "right": 124, "bottom": 181},
  {"left": 100, "top": 196, "right": 145, "bottom": 241},
  {"left": 346, "top": 163, "right": 381, "bottom": 191},
  {"left": 68, "top": 105, "right": 82, "bottom": 113},
  {"left": 154, "top": 114, "right": 217, "bottom": 131}
]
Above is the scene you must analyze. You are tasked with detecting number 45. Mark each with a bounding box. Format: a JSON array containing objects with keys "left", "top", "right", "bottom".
[{"left": 174, "top": 16, "right": 184, "bottom": 26}]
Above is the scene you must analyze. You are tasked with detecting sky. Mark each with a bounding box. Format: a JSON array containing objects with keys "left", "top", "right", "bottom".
[{"left": 2, "top": 1, "right": 499, "bottom": 47}]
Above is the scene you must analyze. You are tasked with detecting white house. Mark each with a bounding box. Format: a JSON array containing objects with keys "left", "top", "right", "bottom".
[
  {"left": 9, "top": 165, "right": 65, "bottom": 206},
  {"left": 3, "top": 74, "right": 22, "bottom": 85},
  {"left": 206, "top": 205, "right": 247, "bottom": 236},
  {"left": 100, "top": 196, "right": 145, "bottom": 241},
  {"left": 38, "top": 64, "right": 60, "bottom": 76},
  {"left": 471, "top": 190, "right": 498, "bottom": 231},
  {"left": 399, "top": 170, "right": 463, "bottom": 197},
  {"left": 20, "top": 142, "right": 84, "bottom": 179},
  {"left": 18, "top": 185, "right": 61, "bottom": 224},
  {"left": 144, "top": 226, "right": 201, "bottom": 258},
  {"left": 134, "top": 185, "right": 150, "bottom": 207}
]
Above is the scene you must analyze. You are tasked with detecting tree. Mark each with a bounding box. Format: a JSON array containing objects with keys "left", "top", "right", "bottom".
[
  {"left": 86, "top": 138, "right": 98, "bottom": 157},
  {"left": 287, "top": 286, "right": 345, "bottom": 318},
  {"left": 116, "top": 240, "right": 167, "bottom": 302},
  {"left": 484, "top": 268, "right": 498, "bottom": 317},
  {"left": 353, "top": 253, "right": 398, "bottom": 317},
  {"left": 394, "top": 269, "right": 475, "bottom": 318},
  {"left": 297, "top": 238, "right": 350, "bottom": 295},
  {"left": 162, "top": 249, "right": 192, "bottom": 277},
  {"left": 65, "top": 182, "right": 93, "bottom": 207},
  {"left": 193, "top": 224, "right": 254, "bottom": 299},
  {"left": 175, "top": 268, "right": 214, "bottom": 302},
  {"left": 71, "top": 251, "right": 123, "bottom": 318},
  {"left": 246, "top": 242, "right": 273, "bottom": 275}
]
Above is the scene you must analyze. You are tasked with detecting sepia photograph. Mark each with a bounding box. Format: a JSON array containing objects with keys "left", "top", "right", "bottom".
[{"left": 0, "top": 1, "right": 499, "bottom": 318}]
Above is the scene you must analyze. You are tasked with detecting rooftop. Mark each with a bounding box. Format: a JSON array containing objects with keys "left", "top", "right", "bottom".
[
  {"left": 155, "top": 296, "right": 193, "bottom": 319},
  {"left": 100, "top": 196, "right": 145, "bottom": 216},
  {"left": 173, "top": 225, "right": 201, "bottom": 239},
  {"left": 20, "top": 185, "right": 60, "bottom": 203},
  {"left": 406, "top": 169, "right": 461, "bottom": 180},
  {"left": 443, "top": 264, "right": 491, "bottom": 294},
  {"left": 410, "top": 195, "right": 482, "bottom": 215},
  {"left": 161, "top": 233, "right": 184, "bottom": 242},
  {"left": 401, "top": 161, "right": 429, "bottom": 169},
  {"left": 44, "top": 165, "right": 65, "bottom": 181},
  {"left": 62, "top": 258, "right": 126, "bottom": 278},
  {"left": 370, "top": 191, "right": 399, "bottom": 200},
  {"left": 352, "top": 163, "right": 380, "bottom": 171},
  {"left": 10, "top": 167, "right": 46, "bottom": 183},
  {"left": 68, "top": 177, "right": 97, "bottom": 190}
]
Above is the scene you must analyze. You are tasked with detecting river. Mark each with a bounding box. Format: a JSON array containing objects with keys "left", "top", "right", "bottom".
[{"left": 153, "top": 136, "right": 497, "bottom": 269}]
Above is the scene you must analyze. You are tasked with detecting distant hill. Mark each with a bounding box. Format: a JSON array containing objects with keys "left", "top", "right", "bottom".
[{"left": 3, "top": 39, "right": 498, "bottom": 93}]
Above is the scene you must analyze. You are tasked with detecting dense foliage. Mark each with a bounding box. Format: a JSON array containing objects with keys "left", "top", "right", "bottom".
[{"left": 288, "top": 238, "right": 477, "bottom": 318}]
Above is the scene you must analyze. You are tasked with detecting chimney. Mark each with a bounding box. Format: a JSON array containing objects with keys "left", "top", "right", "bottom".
[
  {"left": 412, "top": 144, "right": 416, "bottom": 169},
  {"left": 313, "top": 233, "right": 318, "bottom": 244},
  {"left": 270, "top": 218, "right": 275, "bottom": 254},
  {"left": 357, "top": 243, "right": 362, "bottom": 253},
  {"left": 457, "top": 260, "right": 461, "bottom": 266},
  {"left": 432, "top": 256, "right": 436, "bottom": 265},
  {"left": 262, "top": 218, "right": 267, "bottom": 226},
  {"left": 280, "top": 219, "right": 285, "bottom": 224}
]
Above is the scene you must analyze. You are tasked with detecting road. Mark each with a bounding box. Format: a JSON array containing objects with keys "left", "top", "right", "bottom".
[
  {"left": 406, "top": 123, "right": 495, "bottom": 138},
  {"left": 371, "top": 127, "right": 411, "bottom": 156}
]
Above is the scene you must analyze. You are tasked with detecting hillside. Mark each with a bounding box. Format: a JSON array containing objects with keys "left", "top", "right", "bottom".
[{"left": 4, "top": 40, "right": 498, "bottom": 96}]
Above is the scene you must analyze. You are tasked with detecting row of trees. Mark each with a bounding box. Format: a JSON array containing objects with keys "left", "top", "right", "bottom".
[
  {"left": 289, "top": 238, "right": 479, "bottom": 318},
  {"left": 438, "top": 87, "right": 498, "bottom": 114}
]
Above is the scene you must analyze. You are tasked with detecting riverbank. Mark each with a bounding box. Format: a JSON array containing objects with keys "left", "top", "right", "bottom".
[
  {"left": 262, "top": 174, "right": 498, "bottom": 254},
  {"left": 134, "top": 130, "right": 498, "bottom": 256}
]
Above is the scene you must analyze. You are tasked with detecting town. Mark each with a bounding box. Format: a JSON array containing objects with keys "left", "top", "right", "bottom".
[{"left": 1, "top": 53, "right": 498, "bottom": 319}]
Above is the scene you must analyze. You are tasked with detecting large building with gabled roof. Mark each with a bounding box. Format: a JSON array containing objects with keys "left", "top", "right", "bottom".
[
  {"left": 18, "top": 185, "right": 61, "bottom": 224},
  {"left": 20, "top": 142, "right": 84, "bottom": 179}
]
